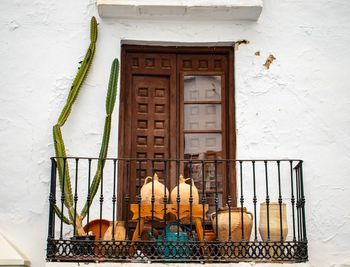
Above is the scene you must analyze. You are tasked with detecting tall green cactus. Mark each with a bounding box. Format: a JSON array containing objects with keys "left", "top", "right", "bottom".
[
  {"left": 53, "top": 17, "right": 97, "bottom": 223},
  {"left": 81, "top": 59, "right": 119, "bottom": 218},
  {"left": 52, "top": 16, "right": 120, "bottom": 236}
]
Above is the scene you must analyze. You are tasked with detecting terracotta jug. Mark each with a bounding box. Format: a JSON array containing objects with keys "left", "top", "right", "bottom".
[
  {"left": 103, "top": 221, "right": 126, "bottom": 241},
  {"left": 140, "top": 173, "right": 169, "bottom": 204},
  {"left": 259, "top": 202, "right": 288, "bottom": 241},
  {"left": 211, "top": 207, "right": 253, "bottom": 241},
  {"left": 83, "top": 219, "right": 110, "bottom": 240},
  {"left": 170, "top": 175, "right": 199, "bottom": 204}
]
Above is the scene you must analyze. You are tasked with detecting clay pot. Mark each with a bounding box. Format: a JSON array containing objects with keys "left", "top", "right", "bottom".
[
  {"left": 259, "top": 202, "right": 288, "bottom": 241},
  {"left": 83, "top": 219, "right": 110, "bottom": 240},
  {"left": 170, "top": 175, "right": 199, "bottom": 204},
  {"left": 211, "top": 207, "right": 253, "bottom": 241},
  {"left": 140, "top": 173, "right": 169, "bottom": 204},
  {"left": 103, "top": 221, "right": 126, "bottom": 241},
  {"left": 204, "top": 229, "right": 216, "bottom": 242}
]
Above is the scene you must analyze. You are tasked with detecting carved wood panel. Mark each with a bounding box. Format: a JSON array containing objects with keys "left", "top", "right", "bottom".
[{"left": 131, "top": 75, "right": 170, "bottom": 190}]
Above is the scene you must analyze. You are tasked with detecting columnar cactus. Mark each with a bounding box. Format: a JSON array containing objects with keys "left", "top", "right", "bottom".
[{"left": 53, "top": 17, "right": 119, "bottom": 236}]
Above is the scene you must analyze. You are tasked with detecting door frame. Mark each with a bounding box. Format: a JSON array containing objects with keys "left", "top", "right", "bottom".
[{"left": 117, "top": 45, "right": 236, "bottom": 219}]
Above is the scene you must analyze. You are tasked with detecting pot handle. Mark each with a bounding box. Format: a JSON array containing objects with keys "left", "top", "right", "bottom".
[
  {"left": 184, "top": 177, "right": 196, "bottom": 187},
  {"left": 246, "top": 211, "right": 254, "bottom": 220},
  {"left": 210, "top": 212, "right": 217, "bottom": 222},
  {"left": 144, "top": 176, "right": 152, "bottom": 185}
]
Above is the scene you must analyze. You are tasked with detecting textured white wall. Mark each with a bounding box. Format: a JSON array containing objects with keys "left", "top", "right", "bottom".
[{"left": 0, "top": 0, "right": 350, "bottom": 267}]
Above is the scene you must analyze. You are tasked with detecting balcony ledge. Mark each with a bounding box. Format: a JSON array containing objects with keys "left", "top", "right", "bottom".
[
  {"left": 97, "top": 0, "right": 263, "bottom": 21},
  {"left": 46, "top": 263, "right": 310, "bottom": 267},
  {"left": 0, "top": 233, "right": 30, "bottom": 266}
]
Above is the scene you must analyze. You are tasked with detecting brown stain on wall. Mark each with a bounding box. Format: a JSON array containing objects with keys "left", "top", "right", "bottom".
[
  {"left": 263, "top": 54, "right": 276, "bottom": 69},
  {"left": 234, "top": 40, "right": 250, "bottom": 50}
]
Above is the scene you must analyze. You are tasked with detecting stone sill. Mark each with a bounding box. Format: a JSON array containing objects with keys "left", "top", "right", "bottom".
[
  {"left": 0, "top": 233, "right": 30, "bottom": 266},
  {"left": 46, "top": 262, "right": 310, "bottom": 267},
  {"left": 97, "top": 0, "right": 263, "bottom": 21}
]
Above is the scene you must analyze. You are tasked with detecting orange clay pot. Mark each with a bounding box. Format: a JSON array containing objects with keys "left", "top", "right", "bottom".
[
  {"left": 140, "top": 173, "right": 169, "bottom": 204},
  {"left": 170, "top": 175, "right": 199, "bottom": 204}
]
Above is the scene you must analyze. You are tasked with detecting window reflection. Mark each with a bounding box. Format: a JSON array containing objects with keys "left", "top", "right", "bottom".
[
  {"left": 183, "top": 75, "right": 223, "bottom": 214},
  {"left": 184, "top": 76, "right": 221, "bottom": 101},
  {"left": 184, "top": 104, "right": 221, "bottom": 130}
]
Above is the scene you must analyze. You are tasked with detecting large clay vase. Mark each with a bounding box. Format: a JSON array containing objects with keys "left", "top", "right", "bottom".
[
  {"left": 259, "top": 202, "right": 288, "bottom": 242},
  {"left": 103, "top": 221, "right": 126, "bottom": 241},
  {"left": 140, "top": 173, "right": 169, "bottom": 204},
  {"left": 170, "top": 175, "right": 199, "bottom": 204},
  {"left": 211, "top": 207, "right": 253, "bottom": 241}
]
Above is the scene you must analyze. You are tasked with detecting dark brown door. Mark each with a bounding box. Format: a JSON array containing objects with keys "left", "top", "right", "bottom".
[
  {"left": 117, "top": 52, "right": 177, "bottom": 216},
  {"left": 118, "top": 46, "right": 236, "bottom": 218}
]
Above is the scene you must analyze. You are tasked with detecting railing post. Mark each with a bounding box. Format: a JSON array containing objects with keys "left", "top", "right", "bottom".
[
  {"left": 73, "top": 158, "right": 79, "bottom": 236},
  {"left": 99, "top": 159, "right": 105, "bottom": 241},
  {"left": 252, "top": 161, "right": 257, "bottom": 241},
  {"left": 290, "top": 161, "right": 296, "bottom": 242},
  {"left": 239, "top": 161, "right": 245, "bottom": 241},
  {"left": 48, "top": 158, "right": 57, "bottom": 240},
  {"left": 299, "top": 161, "right": 307, "bottom": 242},
  {"left": 59, "top": 158, "right": 67, "bottom": 239},
  {"left": 112, "top": 159, "right": 117, "bottom": 240},
  {"left": 125, "top": 159, "right": 130, "bottom": 240}
]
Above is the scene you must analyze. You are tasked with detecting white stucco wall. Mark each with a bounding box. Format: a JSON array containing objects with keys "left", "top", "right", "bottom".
[{"left": 1, "top": 0, "right": 350, "bottom": 267}]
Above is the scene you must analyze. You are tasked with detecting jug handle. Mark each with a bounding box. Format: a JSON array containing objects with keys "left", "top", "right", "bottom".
[
  {"left": 144, "top": 176, "right": 152, "bottom": 185},
  {"left": 247, "top": 211, "right": 254, "bottom": 220},
  {"left": 184, "top": 177, "right": 196, "bottom": 187},
  {"left": 210, "top": 212, "right": 216, "bottom": 222}
]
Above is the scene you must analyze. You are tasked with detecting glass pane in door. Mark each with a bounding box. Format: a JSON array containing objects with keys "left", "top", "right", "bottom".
[
  {"left": 184, "top": 76, "right": 221, "bottom": 101},
  {"left": 184, "top": 104, "right": 221, "bottom": 130}
]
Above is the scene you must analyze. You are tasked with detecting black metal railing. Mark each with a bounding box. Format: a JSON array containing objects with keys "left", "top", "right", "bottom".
[{"left": 47, "top": 157, "right": 307, "bottom": 263}]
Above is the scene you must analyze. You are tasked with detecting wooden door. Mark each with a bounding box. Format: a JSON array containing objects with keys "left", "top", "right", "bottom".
[
  {"left": 117, "top": 52, "right": 177, "bottom": 217},
  {"left": 118, "top": 46, "right": 236, "bottom": 219}
]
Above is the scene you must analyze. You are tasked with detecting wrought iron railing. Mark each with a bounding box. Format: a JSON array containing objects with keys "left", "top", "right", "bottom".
[{"left": 46, "top": 157, "right": 307, "bottom": 262}]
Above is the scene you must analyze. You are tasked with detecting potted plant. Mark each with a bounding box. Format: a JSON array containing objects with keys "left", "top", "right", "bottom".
[{"left": 52, "top": 16, "right": 119, "bottom": 246}]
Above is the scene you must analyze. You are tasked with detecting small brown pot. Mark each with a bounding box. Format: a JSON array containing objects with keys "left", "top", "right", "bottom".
[
  {"left": 103, "top": 221, "right": 126, "bottom": 241},
  {"left": 211, "top": 207, "right": 253, "bottom": 257},
  {"left": 211, "top": 207, "right": 253, "bottom": 241},
  {"left": 83, "top": 219, "right": 110, "bottom": 240}
]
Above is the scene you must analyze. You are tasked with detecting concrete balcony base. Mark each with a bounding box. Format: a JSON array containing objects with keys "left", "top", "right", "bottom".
[{"left": 46, "top": 262, "right": 310, "bottom": 267}]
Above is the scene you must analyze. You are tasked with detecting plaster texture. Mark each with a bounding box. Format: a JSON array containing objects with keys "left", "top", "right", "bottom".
[{"left": 1, "top": 0, "right": 350, "bottom": 267}]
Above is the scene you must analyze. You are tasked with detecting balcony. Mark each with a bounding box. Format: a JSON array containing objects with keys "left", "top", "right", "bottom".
[{"left": 46, "top": 157, "right": 307, "bottom": 263}]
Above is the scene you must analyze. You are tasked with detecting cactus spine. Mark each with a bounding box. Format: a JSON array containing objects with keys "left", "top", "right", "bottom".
[{"left": 52, "top": 17, "right": 119, "bottom": 236}]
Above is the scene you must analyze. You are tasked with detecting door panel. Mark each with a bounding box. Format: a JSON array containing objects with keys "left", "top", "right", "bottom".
[
  {"left": 131, "top": 75, "right": 170, "bottom": 194},
  {"left": 118, "top": 52, "right": 177, "bottom": 217}
]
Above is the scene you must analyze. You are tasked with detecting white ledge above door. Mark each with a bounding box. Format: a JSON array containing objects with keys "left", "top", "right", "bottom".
[{"left": 97, "top": 0, "right": 263, "bottom": 21}]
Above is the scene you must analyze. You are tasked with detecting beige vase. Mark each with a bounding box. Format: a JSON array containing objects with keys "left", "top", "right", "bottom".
[
  {"left": 211, "top": 207, "right": 253, "bottom": 241},
  {"left": 170, "top": 175, "right": 199, "bottom": 204},
  {"left": 103, "top": 221, "right": 126, "bottom": 241},
  {"left": 140, "top": 173, "right": 169, "bottom": 204},
  {"left": 259, "top": 202, "right": 288, "bottom": 241}
]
